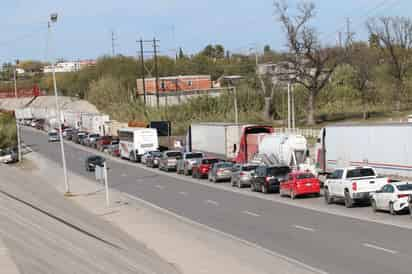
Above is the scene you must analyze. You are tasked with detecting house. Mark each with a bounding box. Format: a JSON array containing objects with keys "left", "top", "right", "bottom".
[
  {"left": 136, "top": 75, "right": 212, "bottom": 95},
  {"left": 43, "top": 60, "right": 96, "bottom": 73}
]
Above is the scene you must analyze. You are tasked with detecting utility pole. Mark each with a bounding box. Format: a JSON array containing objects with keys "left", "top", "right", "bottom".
[
  {"left": 111, "top": 31, "right": 116, "bottom": 57},
  {"left": 13, "top": 61, "right": 22, "bottom": 162},
  {"left": 153, "top": 38, "right": 160, "bottom": 108},
  {"left": 345, "top": 18, "right": 354, "bottom": 48},
  {"left": 139, "top": 39, "right": 147, "bottom": 105},
  {"left": 287, "top": 82, "right": 291, "bottom": 130},
  {"left": 291, "top": 83, "right": 295, "bottom": 130}
]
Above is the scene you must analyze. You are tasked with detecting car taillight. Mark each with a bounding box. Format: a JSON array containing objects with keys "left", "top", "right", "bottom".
[
  {"left": 217, "top": 168, "right": 223, "bottom": 174},
  {"left": 265, "top": 177, "right": 271, "bottom": 183},
  {"left": 398, "top": 194, "right": 409, "bottom": 198},
  {"left": 240, "top": 172, "right": 245, "bottom": 176},
  {"left": 352, "top": 182, "right": 357, "bottom": 191}
]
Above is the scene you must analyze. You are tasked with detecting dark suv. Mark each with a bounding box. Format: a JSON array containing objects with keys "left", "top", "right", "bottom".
[{"left": 250, "top": 165, "right": 291, "bottom": 194}]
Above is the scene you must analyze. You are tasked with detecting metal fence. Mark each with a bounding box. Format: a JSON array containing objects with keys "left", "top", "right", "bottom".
[{"left": 273, "top": 128, "right": 321, "bottom": 139}]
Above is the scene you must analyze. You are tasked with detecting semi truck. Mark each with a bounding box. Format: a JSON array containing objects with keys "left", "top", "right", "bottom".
[
  {"left": 316, "top": 123, "right": 412, "bottom": 178},
  {"left": 187, "top": 123, "right": 273, "bottom": 163},
  {"left": 80, "top": 113, "right": 110, "bottom": 135}
]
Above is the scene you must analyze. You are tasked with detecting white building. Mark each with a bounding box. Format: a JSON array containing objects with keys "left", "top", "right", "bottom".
[{"left": 43, "top": 60, "right": 95, "bottom": 73}]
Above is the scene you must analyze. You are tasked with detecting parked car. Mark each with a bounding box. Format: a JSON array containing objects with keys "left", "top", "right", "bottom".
[
  {"left": 73, "top": 131, "right": 87, "bottom": 144},
  {"left": 85, "top": 155, "right": 106, "bottom": 172},
  {"left": 280, "top": 172, "right": 321, "bottom": 199},
  {"left": 141, "top": 151, "right": 151, "bottom": 165},
  {"left": 250, "top": 165, "right": 291, "bottom": 194},
  {"left": 324, "top": 166, "right": 390, "bottom": 208},
  {"left": 96, "top": 136, "right": 118, "bottom": 152},
  {"left": 192, "top": 158, "right": 223, "bottom": 179},
  {"left": 48, "top": 131, "right": 60, "bottom": 142},
  {"left": 107, "top": 143, "right": 120, "bottom": 157},
  {"left": 159, "top": 151, "right": 183, "bottom": 172},
  {"left": 208, "top": 162, "right": 234, "bottom": 183},
  {"left": 145, "top": 151, "right": 162, "bottom": 168},
  {"left": 84, "top": 133, "right": 100, "bottom": 147},
  {"left": 370, "top": 182, "right": 412, "bottom": 215},
  {"left": 176, "top": 152, "right": 204, "bottom": 176},
  {"left": 63, "top": 128, "right": 74, "bottom": 140},
  {"left": 231, "top": 164, "right": 259, "bottom": 188},
  {"left": 35, "top": 119, "right": 45, "bottom": 130}
]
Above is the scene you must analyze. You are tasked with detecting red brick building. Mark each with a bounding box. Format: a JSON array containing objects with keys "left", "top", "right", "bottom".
[{"left": 137, "top": 75, "right": 212, "bottom": 95}]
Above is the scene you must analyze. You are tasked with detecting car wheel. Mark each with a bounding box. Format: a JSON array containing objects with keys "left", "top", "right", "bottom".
[
  {"left": 237, "top": 180, "right": 242, "bottom": 188},
  {"left": 231, "top": 178, "right": 235, "bottom": 187},
  {"left": 251, "top": 183, "right": 256, "bottom": 192},
  {"left": 291, "top": 190, "right": 296, "bottom": 200},
  {"left": 324, "top": 188, "right": 333, "bottom": 204},
  {"left": 371, "top": 199, "right": 378, "bottom": 213},
  {"left": 344, "top": 191, "right": 354, "bottom": 208},
  {"left": 389, "top": 202, "right": 396, "bottom": 215}
]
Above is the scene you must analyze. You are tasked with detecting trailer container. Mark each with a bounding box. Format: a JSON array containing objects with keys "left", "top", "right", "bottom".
[
  {"left": 15, "top": 108, "right": 33, "bottom": 120},
  {"left": 81, "top": 113, "right": 110, "bottom": 135},
  {"left": 189, "top": 123, "right": 273, "bottom": 162},
  {"left": 316, "top": 123, "right": 412, "bottom": 178},
  {"left": 63, "top": 111, "right": 82, "bottom": 129}
]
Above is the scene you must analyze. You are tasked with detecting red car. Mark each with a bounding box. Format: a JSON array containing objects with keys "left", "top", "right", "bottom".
[
  {"left": 192, "top": 158, "right": 223, "bottom": 179},
  {"left": 280, "top": 172, "right": 321, "bottom": 199}
]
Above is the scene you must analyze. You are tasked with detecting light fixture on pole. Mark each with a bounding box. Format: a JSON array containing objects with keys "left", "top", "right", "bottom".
[{"left": 49, "top": 13, "right": 71, "bottom": 196}]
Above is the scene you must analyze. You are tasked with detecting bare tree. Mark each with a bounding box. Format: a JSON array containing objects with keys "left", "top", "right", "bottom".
[
  {"left": 274, "top": 1, "right": 340, "bottom": 125},
  {"left": 367, "top": 17, "right": 412, "bottom": 111}
]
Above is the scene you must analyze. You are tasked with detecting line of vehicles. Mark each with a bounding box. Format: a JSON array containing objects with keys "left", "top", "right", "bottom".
[{"left": 22, "top": 115, "right": 412, "bottom": 218}]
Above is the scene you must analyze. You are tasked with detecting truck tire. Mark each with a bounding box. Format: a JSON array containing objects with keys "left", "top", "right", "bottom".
[
  {"left": 389, "top": 202, "right": 396, "bottom": 215},
  {"left": 324, "top": 188, "right": 333, "bottom": 204},
  {"left": 344, "top": 191, "right": 354, "bottom": 208},
  {"left": 130, "top": 152, "right": 136, "bottom": 163}
]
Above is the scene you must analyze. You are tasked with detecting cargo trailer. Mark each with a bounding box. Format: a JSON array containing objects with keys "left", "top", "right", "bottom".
[{"left": 316, "top": 123, "right": 412, "bottom": 178}]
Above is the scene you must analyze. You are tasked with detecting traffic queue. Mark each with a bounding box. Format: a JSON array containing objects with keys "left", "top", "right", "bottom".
[{"left": 23, "top": 119, "right": 412, "bottom": 218}]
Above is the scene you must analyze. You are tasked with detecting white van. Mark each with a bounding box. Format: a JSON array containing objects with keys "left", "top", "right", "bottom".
[{"left": 118, "top": 128, "right": 159, "bottom": 162}]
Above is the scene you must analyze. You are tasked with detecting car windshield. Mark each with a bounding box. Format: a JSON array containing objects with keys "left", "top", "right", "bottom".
[
  {"left": 166, "top": 152, "right": 182, "bottom": 157},
  {"left": 202, "top": 159, "right": 219, "bottom": 164},
  {"left": 89, "top": 134, "right": 99, "bottom": 138},
  {"left": 49, "top": 132, "right": 58, "bottom": 136},
  {"left": 111, "top": 139, "right": 119, "bottom": 144},
  {"left": 346, "top": 168, "right": 375, "bottom": 178},
  {"left": 396, "top": 184, "right": 412, "bottom": 191},
  {"left": 267, "top": 166, "right": 291, "bottom": 176},
  {"left": 297, "top": 173, "right": 315, "bottom": 179},
  {"left": 186, "top": 153, "right": 203, "bottom": 159},
  {"left": 242, "top": 165, "right": 258, "bottom": 171},
  {"left": 151, "top": 151, "right": 162, "bottom": 157}
]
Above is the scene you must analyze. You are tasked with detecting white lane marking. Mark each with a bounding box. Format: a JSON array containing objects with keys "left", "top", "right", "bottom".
[
  {"left": 293, "top": 225, "right": 316, "bottom": 232},
  {"left": 205, "top": 200, "right": 219, "bottom": 206},
  {"left": 179, "top": 191, "right": 188, "bottom": 196},
  {"left": 363, "top": 243, "right": 398, "bottom": 254},
  {"left": 155, "top": 185, "right": 165, "bottom": 190},
  {"left": 124, "top": 193, "right": 329, "bottom": 274},
  {"left": 242, "top": 211, "right": 261, "bottom": 217},
  {"left": 121, "top": 173, "right": 127, "bottom": 177}
]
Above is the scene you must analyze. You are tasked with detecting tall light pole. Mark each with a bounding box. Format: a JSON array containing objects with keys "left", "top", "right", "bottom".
[
  {"left": 49, "top": 13, "right": 71, "bottom": 196},
  {"left": 13, "top": 60, "right": 22, "bottom": 162}
]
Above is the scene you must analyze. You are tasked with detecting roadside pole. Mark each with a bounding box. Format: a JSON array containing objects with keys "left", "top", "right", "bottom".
[
  {"left": 13, "top": 65, "right": 22, "bottom": 162},
  {"left": 103, "top": 162, "right": 110, "bottom": 207},
  {"left": 233, "top": 86, "right": 239, "bottom": 125}
]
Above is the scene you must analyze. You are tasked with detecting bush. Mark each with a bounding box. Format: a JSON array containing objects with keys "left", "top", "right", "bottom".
[{"left": 0, "top": 113, "right": 17, "bottom": 149}]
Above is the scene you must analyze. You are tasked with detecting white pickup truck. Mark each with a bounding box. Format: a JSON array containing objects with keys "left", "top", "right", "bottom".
[{"left": 324, "top": 166, "right": 390, "bottom": 208}]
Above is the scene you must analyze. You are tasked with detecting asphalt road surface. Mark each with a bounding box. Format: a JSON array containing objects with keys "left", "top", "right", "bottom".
[{"left": 22, "top": 127, "right": 412, "bottom": 274}]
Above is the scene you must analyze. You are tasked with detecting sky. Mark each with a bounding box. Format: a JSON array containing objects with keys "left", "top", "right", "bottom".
[{"left": 0, "top": 0, "right": 410, "bottom": 63}]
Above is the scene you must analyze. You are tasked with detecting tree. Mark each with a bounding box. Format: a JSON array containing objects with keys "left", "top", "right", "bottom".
[
  {"left": 178, "top": 47, "right": 185, "bottom": 59},
  {"left": 367, "top": 17, "right": 412, "bottom": 111},
  {"left": 274, "top": 1, "right": 341, "bottom": 125},
  {"left": 348, "top": 43, "right": 379, "bottom": 119}
]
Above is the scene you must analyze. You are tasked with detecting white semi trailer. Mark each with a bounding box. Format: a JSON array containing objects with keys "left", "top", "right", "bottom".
[
  {"left": 316, "top": 124, "right": 412, "bottom": 178},
  {"left": 81, "top": 113, "right": 110, "bottom": 135}
]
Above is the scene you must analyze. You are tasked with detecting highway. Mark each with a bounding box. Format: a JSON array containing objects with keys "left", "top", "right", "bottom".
[{"left": 22, "top": 127, "right": 412, "bottom": 274}]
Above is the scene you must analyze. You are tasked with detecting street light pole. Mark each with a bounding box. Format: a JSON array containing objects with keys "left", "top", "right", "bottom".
[
  {"left": 233, "top": 86, "right": 238, "bottom": 125},
  {"left": 49, "top": 13, "right": 71, "bottom": 196},
  {"left": 13, "top": 63, "right": 22, "bottom": 162}
]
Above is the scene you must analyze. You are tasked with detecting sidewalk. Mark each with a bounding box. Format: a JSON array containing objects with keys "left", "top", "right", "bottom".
[{"left": 23, "top": 152, "right": 316, "bottom": 274}]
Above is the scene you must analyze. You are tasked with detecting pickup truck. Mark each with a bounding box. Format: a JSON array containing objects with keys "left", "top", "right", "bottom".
[
  {"left": 176, "top": 152, "right": 204, "bottom": 176},
  {"left": 324, "top": 166, "right": 390, "bottom": 208}
]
